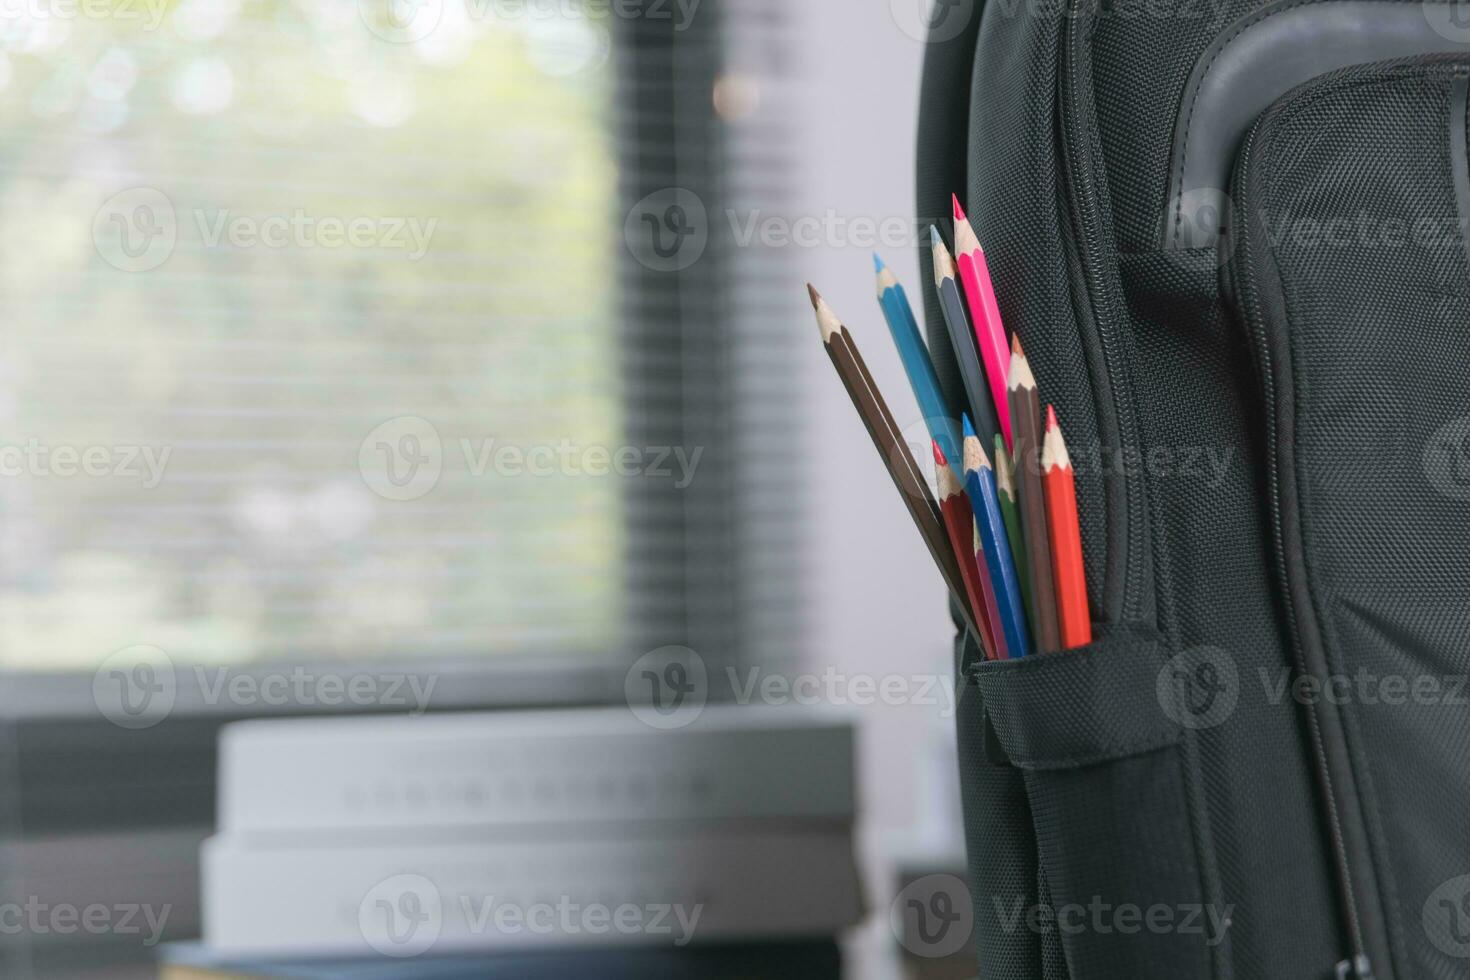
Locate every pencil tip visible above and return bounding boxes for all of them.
[962,414,976,440]
[951,194,966,222]
[872,253,885,273]
[1047,404,1059,431]
[1011,334,1025,358]
[929,225,942,246]
[806,283,821,309]
[932,439,947,467]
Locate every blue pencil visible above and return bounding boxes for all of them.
[962,414,1032,657]
[874,253,964,479]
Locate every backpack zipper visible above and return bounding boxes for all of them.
[1058,0,1147,625]
[1228,114,1379,980]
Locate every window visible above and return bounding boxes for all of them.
[0,0,799,683]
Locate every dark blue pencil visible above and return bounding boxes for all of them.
[963,414,1032,657]
[874,253,964,480]
[931,227,1000,445]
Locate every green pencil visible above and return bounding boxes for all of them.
[994,432,1032,630]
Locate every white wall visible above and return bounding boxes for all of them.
[782,4,969,977]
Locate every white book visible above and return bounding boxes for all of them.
[202,828,864,957]
[217,706,854,833]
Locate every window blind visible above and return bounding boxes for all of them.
[0,0,802,674]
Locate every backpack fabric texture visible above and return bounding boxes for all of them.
[916,3,1470,978]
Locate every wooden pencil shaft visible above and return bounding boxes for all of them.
[1010,386,1060,653]
[937,277,999,444]
[935,471,998,660]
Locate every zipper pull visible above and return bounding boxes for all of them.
[1335,955,1374,980]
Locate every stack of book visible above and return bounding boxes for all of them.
[199,706,863,965]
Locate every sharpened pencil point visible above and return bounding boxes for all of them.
[929,225,943,247]
[932,439,948,468]
[872,253,886,274]
[806,283,821,309]
[962,414,976,440]
[952,194,966,222]
[1012,334,1025,357]
[1047,404,1059,431]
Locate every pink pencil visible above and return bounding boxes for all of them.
[952,194,1013,449]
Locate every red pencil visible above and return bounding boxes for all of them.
[1042,406,1091,649]
[935,441,1007,660]
[952,195,1013,450]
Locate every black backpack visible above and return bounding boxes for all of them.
[917,3,1470,978]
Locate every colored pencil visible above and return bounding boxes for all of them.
[874,254,964,479]
[1007,336,1061,653]
[934,441,1004,660]
[1043,405,1092,649]
[963,416,1031,658]
[993,433,1031,620]
[807,285,982,641]
[952,195,1013,450]
[930,227,1000,446]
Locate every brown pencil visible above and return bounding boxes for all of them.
[1007,336,1061,653]
[807,285,982,642]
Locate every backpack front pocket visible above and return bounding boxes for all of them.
[967,626,1226,980]
[1226,55,1470,980]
